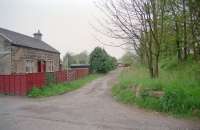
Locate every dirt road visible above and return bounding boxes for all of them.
[0,70,199,130]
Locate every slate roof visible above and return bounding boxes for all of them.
[0,28,59,54]
[70,64,90,68]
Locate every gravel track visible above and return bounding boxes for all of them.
[0,69,199,130]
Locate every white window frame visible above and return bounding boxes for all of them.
[47,60,54,72]
[25,59,34,73]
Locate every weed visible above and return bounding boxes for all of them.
[112,61,200,118]
[28,74,101,97]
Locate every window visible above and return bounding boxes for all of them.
[47,60,53,72]
[25,60,34,73]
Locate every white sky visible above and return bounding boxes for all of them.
[0,0,125,59]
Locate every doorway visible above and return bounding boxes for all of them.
[38,60,46,72]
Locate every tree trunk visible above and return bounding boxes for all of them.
[183,0,188,60]
[149,49,154,78]
[152,0,159,78]
[148,57,154,78]
[175,22,182,61]
[153,54,159,78]
[198,43,200,59]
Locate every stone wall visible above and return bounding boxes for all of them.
[0,36,11,74]
[11,46,60,73]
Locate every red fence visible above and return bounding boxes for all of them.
[0,68,89,96]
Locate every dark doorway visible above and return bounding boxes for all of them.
[38,60,46,72]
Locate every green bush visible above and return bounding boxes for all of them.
[161,87,186,113]
[160,86,200,115]
[28,87,42,97]
[89,47,117,73]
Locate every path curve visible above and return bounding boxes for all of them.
[0,69,199,130]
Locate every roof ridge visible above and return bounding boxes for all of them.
[0,27,40,41]
[0,27,60,54]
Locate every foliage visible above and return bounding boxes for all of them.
[45,72,56,85]
[98,0,200,78]
[63,51,89,69]
[73,51,89,64]
[119,52,135,65]
[110,56,118,70]
[112,84,135,104]
[112,64,200,118]
[89,47,117,73]
[28,74,101,97]
[63,52,76,68]
[28,87,42,97]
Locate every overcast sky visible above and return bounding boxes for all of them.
[0,0,125,58]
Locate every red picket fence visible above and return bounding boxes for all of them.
[75,68,89,79]
[0,73,45,96]
[0,68,89,96]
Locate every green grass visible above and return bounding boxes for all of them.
[112,61,200,118]
[28,74,102,98]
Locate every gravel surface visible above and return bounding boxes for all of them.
[0,69,199,130]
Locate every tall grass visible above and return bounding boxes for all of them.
[112,61,200,118]
[28,74,101,97]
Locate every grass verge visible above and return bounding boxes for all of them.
[28,74,101,98]
[112,63,200,118]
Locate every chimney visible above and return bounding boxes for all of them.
[33,30,42,40]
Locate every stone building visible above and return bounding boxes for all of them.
[0,28,60,74]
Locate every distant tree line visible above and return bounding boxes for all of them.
[63,48,117,73]
[119,51,135,65]
[97,0,200,78]
[63,51,89,68]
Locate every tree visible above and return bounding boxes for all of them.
[188,0,200,60]
[96,0,200,78]
[111,56,118,69]
[120,52,134,65]
[74,51,89,64]
[63,52,76,69]
[89,47,116,73]
[96,0,166,78]
[63,51,89,69]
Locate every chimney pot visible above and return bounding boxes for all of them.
[33,30,42,40]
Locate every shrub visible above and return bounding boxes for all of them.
[89,47,117,73]
[28,87,42,97]
[161,87,186,113]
